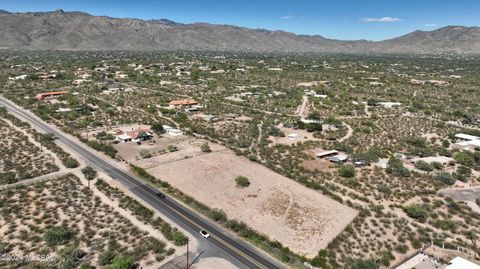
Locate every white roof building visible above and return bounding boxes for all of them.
[287,133,299,140]
[162,125,183,136]
[315,150,339,158]
[446,257,480,269]
[455,133,480,141]
[410,156,454,165]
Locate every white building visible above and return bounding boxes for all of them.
[453,133,480,151]
[287,133,299,140]
[163,125,183,137]
[9,74,28,80]
[446,257,480,269]
[455,133,480,141]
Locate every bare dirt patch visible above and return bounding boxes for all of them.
[268,125,319,146]
[301,159,334,172]
[135,141,357,258]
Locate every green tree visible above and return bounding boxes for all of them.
[151,123,165,135]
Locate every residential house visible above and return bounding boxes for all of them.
[169,99,198,109]
[162,125,183,137]
[453,133,480,151]
[36,91,67,101]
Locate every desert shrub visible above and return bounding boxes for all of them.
[235,176,250,187]
[63,158,80,168]
[200,142,212,153]
[433,172,456,185]
[104,256,135,269]
[44,226,74,246]
[431,161,444,170]
[209,209,227,223]
[86,139,117,158]
[55,246,86,269]
[99,250,115,266]
[404,204,428,223]
[386,158,410,177]
[415,161,434,172]
[453,165,471,182]
[431,219,459,232]
[454,151,475,167]
[405,136,427,148]
[348,258,379,269]
[139,149,152,158]
[338,164,355,178]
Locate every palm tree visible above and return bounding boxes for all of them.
[81,166,97,188]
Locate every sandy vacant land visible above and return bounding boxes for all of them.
[268,125,318,146]
[301,159,334,172]
[135,141,357,258]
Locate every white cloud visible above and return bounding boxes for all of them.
[424,23,437,27]
[360,17,403,23]
[281,16,292,20]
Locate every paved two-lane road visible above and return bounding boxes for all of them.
[0,96,284,269]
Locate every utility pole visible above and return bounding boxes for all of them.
[186,237,189,269]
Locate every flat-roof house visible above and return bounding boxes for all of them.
[455,133,480,141]
[9,74,28,80]
[453,133,480,151]
[316,150,339,159]
[446,257,480,269]
[411,156,454,166]
[202,114,220,122]
[328,155,349,164]
[288,133,299,140]
[300,118,322,124]
[162,125,183,137]
[454,140,480,151]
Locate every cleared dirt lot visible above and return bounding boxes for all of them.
[134,139,357,258]
[268,125,319,146]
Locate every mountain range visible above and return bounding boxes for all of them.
[1,9,479,54]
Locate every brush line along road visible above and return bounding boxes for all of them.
[0,96,283,269]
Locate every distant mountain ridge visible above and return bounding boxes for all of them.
[0,10,479,54]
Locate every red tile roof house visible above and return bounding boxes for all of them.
[169,99,198,109]
[35,91,67,101]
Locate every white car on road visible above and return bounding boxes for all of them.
[199,230,210,239]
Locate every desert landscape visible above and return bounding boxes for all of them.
[134,139,358,258]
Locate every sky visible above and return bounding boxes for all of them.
[1,0,480,41]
